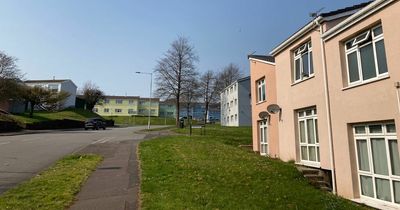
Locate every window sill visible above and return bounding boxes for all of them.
[291,75,315,86]
[342,75,390,91]
[256,100,267,105]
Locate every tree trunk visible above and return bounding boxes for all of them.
[29,102,35,118]
[204,102,209,125]
[176,96,180,127]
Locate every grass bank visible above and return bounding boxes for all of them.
[13,108,100,124]
[139,125,369,210]
[104,115,176,126]
[0,154,102,210]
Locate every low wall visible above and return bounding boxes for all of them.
[0,121,22,133]
[25,119,85,130]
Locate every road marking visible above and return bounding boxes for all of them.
[21,138,39,142]
[0,142,10,146]
[91,137,115,144]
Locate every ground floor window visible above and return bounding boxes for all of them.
[298,108,319,166]
[259,121,268,156]
[354,123,400,206]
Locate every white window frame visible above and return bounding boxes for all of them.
[257,78,266,103]
[293,41,314,83]
[104,108,109,113]
[115,109,122,113]
[353,123,400,207]
[259,121,268,156]
[345,25,388,86]
[116,99,123,104]
[298,108,320,167]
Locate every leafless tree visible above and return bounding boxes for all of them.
[81,81,105,111]
[216,63,242,93]
[0,51,23,101]
[181,74,200,120]
[154,36,199,127]
[200,70,218,124]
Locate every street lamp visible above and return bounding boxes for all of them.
[135,71,153,130]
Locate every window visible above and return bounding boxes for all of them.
[104,108,109,113]
[235,99,237,105]
[104,99,110,104]
[294,41,314,82]
[235,114,237,121]
[259,121,268,156]
[115,109,122,113]
[116,99,123,104]
[48,84,58,93]
[231,115,233,122]
[257,79,266,102]
[345,25,388,85]
[128,109,136,114]
[129,99,135,104]
[93,108,98,112]
[354,123,399,206]
[298,108,319,166]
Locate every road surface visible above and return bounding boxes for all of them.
[0,126,159,194]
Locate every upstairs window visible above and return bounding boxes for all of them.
[257,79,266,102]
[294,41,314,82]
[104,99,110,104]
[345,25,388,85]
[116,99,123,104]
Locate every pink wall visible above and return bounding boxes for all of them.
[249,59,279,158]
[324,1,400,199]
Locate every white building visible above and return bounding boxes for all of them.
[220,76,252,126]
[25,79,77,109]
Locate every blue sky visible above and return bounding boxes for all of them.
[0,0,366,97]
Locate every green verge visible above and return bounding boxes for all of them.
[12,108,101,124]
[139,125,370,210]
[104,116,176,126]
[0,154,102,210]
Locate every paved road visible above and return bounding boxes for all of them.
[0,126,160,194]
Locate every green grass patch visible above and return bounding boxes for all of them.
[139,126,369,210]
[0,154,102,210]
[13,108,101,124]
[104,115,176,126]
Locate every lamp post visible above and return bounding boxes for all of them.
[135,71,153,130]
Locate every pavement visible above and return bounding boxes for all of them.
[69,129,173,210]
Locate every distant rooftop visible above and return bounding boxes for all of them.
[25,79,70,83]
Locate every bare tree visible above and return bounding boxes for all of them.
[216,63,242,92]
[181,74,200,120]
[81,81,105,111]
[200,70,219,124]
[0,51,23,101]
[154,36,199,127]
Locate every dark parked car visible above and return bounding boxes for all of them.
[84,118,106,130]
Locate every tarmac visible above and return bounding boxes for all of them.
[69,130,173,210]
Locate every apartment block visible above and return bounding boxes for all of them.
[220,76,251,126]
[94,96,159,117]
[250,1,400,209]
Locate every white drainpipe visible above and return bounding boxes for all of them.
[316,19,337,194]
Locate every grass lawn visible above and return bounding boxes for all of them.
[12,108,101,124]
[0,154,102,210]
[104,115,176,126]
[139,125,369,210]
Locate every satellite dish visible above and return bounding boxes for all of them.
[267,104,281,114]
[258,111,270,120]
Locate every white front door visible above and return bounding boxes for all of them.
[354,123,400,207]
[259,121,268,156]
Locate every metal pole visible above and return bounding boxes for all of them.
[148,73,152,130]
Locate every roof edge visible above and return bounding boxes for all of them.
[322,0,395,41]
[248,57,276,66]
